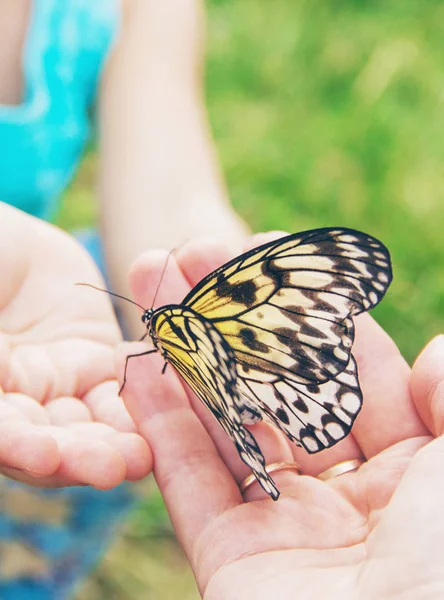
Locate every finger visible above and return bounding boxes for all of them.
[0,421,60,475]
[45,339,117,400]
[0,402,34,423]
[111,432,153,481]
[45,396,92,424]
[176,238,235,286]
[176,232,290,289]
[129,252,266,497]
[291,437,364,478]
[129,249,190,309]
[3,341,115,402]
[410,334,444,436]
[117,344,243,558]
[2,393,51,425]
[128,253,245,499]
[66,421,153,481]
[243,230,289,251]
[43,426,127,489]
[363,435,444,571]
[350,314,428,458]
[83,380,136,432]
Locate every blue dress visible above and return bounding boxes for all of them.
[1,0,114,220]
[0,1,138,597]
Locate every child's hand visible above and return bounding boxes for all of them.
[0,204,152,488]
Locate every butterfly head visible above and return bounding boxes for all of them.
[141,308,154,327]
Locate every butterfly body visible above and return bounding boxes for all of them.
[140,228,392,500]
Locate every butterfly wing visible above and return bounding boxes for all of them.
[150,306,280,500]
[236,354,362,452]
[182,227,392,450]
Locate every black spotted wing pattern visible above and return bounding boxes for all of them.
[237,354,362,452]
[144,228,392,500]
[183,228,391,385]
[150,306,280,500]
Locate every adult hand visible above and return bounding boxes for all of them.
[120,233,441,600]
[0,203,152,488]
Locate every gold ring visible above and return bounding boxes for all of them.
[240,461,301,494]
[317,458,365,482]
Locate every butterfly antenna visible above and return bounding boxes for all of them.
[150,247,177,309]
[75,283,146,312]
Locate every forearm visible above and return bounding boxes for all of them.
[98,0,248,336]
[101,101,247,335]
[100,81,247,250]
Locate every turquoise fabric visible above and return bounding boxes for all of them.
[0,2,141,598]
[0,0,118,219]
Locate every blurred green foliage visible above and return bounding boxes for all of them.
[65,2,443,597]
[204,0,444,362]
[63,0,444,365]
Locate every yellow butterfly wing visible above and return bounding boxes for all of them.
[150,306,280,499]
[180,228,392,452]
[146,227,392,498]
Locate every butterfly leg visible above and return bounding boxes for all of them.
[119,349,158,395]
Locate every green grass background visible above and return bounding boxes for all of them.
[65,2,444,597]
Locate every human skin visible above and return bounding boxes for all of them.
[119,234,444,600]
[0,0,245,487]
[98,0,248,337]
[0,0,247,340]
[0,203,153,489]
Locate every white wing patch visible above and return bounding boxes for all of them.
[140,228,393,501]
[237,356,362,453]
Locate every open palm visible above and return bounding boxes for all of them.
[0,204,152,488]
[120,234,443,600]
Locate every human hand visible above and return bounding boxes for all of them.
[120,233,441,600]
[0,204,152,488]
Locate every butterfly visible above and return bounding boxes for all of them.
[124,227,392,500]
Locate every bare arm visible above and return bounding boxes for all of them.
[98,0,247,337]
